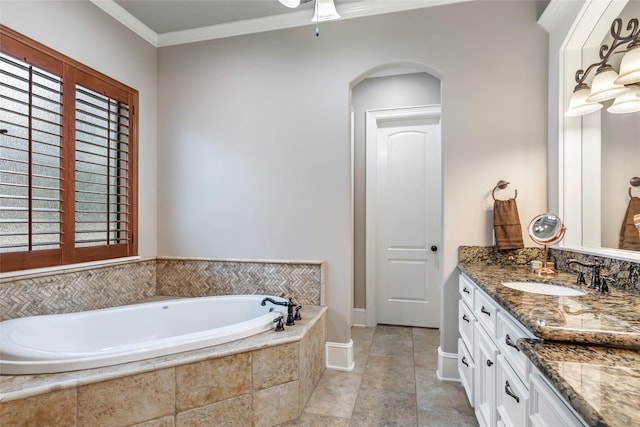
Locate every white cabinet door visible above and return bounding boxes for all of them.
[475,324,499,427]
[497,354,529,427]
[530,371,587,427]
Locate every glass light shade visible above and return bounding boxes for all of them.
[607,85,640,114]
[312,0,341,22]
[565,86,603,117]
[279,0,301,8]
[614,46,640,85]
[586,66,631,102]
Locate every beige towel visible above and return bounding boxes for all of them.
[619,197,640,250]
[494,199,524,250]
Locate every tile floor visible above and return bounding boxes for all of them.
[282,325,478,426]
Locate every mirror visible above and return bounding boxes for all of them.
[529,213,566,275]
[559,0,640,261]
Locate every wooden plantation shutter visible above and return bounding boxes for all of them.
[0,26,137,272]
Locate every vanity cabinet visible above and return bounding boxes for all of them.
[529,367,585,427]
[457,273,586,427]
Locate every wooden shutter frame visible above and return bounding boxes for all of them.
[0,25,138,272]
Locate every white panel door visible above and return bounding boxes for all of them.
[374,114,440,327]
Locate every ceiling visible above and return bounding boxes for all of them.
[90,0,470,47]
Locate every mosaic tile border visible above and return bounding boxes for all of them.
[0,258,324,321]
[156,258,323,306]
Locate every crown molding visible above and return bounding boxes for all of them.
[89,0,468,48]
[89,0,158,46]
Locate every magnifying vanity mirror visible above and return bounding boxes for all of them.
[529,214,566,275]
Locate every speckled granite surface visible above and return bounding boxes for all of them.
[459,246,640,427]
[458,263,640,348]
[520,340,640,427]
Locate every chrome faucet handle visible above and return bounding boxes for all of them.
[576,271,586,286]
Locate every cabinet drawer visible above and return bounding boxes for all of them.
[497,311,533,383]
[474,288,499,337]
[459,274,475,307]
[459,300,476,350]
[497,354,529,427]
[458,338,474,407]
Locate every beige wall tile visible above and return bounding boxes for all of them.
[299,313,327,410]
[252,381,299,427]
[78,368,175,426]
[132,415,176,427]
[0,388,76,426]
[176,395,251,427]
[252,342,299,390]
[176,353,251,412]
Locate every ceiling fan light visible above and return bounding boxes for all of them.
[312,0,341,22]
[607,85,640,114]
[565,85,603,117]
[586,66,631,102]
[614,45,640,86]
[278,0,301,8]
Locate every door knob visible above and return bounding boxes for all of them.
[430,245,438,252]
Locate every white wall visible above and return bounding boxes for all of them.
[351,72,442,309]
[157,0,549,348]
[1,0,158,259]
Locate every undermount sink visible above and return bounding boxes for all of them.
[502,281,586,296]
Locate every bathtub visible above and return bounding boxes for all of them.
[0,295,288,375]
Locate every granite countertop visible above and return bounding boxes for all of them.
[458,262,640,427]
[458,264,640,348]
[520,340,640,427]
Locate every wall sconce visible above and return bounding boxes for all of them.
[565,18,640,116]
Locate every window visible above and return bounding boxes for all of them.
[0,26,138,272]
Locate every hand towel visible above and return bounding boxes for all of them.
[619,196,640,250]
[494,198,525,250]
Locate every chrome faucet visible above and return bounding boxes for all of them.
[567,258,611,293]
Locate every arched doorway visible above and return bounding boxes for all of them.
[350,65,443,328]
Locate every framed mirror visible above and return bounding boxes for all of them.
[558,0,640,262]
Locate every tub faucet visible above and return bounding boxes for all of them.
[567,258,610,292]
[261,297,297,326]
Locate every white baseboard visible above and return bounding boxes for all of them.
[437,346,460,383]
[351,308,367,327]
[326,340,355,371]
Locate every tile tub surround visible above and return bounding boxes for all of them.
[458,263,640,348]
[519,340,640,427]
[156,258,324,306]
[0,257,324,321]
[0,259,157,321]
[0,306,326,427]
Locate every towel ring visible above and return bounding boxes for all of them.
[630,176,640,198]
[492,180,517,201]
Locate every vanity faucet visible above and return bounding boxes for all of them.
[567,258,610,292]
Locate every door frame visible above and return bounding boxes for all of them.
[365,104,442,327]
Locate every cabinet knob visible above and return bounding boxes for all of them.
[486,359,494,367]
[430,245,438,252]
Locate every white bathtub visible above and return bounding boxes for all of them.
[0,295,289,375]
